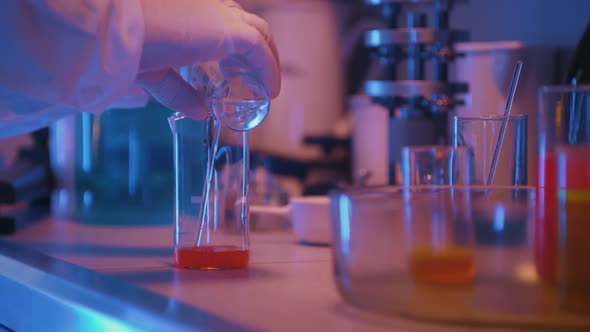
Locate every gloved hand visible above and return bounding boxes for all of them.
[0,0,280,138]
[136,0,281,119]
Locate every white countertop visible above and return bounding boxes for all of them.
[7,217,522,332]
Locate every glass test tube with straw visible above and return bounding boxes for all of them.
[170,60,270,269]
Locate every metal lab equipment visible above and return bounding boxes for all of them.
[362,0,469,184]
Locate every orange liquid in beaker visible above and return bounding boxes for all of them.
[409,246,475,286]
[175,246,249,270]
[556,146,590,313]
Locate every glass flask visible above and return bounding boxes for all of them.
[179,60,270,131]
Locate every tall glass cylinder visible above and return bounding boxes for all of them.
[170,113,250,269]
[537,85,590,312]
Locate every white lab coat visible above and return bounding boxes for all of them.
[0,0,145,138]
[0,0,280,138]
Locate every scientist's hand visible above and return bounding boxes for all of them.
[135,0,281,119]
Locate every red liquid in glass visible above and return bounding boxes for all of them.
[175,246,249,269]
[535,153,558,284]
[556,146,590,312]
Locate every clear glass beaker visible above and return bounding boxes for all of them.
[451,115,528,186]
[537,85,590,312]
[169,112,250,269]
[400,145,474,186]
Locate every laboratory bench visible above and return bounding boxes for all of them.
[1,216,529,331]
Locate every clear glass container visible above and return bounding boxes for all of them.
[451,115,528,186]
[330,185,590,328]
[180,61,270,131]
[400,145,474,185]
[167,59,267,269]
[537,85,590,312]
[169,113,250,269]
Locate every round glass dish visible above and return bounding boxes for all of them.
[330,185,590,329]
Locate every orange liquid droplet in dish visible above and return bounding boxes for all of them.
[409,245,475,286]
[175,246,249,270]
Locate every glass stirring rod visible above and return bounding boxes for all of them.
[487,60,523,185]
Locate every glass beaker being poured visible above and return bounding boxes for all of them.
[169,60,269,269]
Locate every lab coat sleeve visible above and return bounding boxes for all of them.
[0,0,144,138]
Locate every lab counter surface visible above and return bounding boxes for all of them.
[2,217,523,332]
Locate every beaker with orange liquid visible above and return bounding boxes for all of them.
[405,186,534,287]
[169,113,250,270]
[556,145,590,313]
[537,85,590,312]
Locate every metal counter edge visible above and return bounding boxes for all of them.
[0,240,251,332]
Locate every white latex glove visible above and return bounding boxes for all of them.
[0,0,280,138]
[136,0,281,119]
[0,0,144,137]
